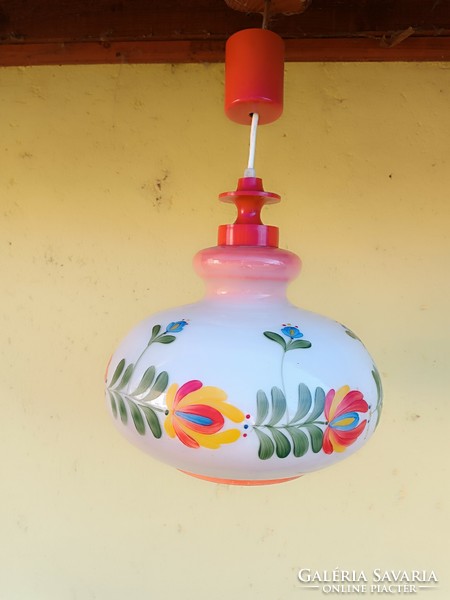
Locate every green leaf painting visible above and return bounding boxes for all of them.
[146,320,188,348]
[290,384,312,423]
[267,387,286,426]
[127,400,146,435]
[154,335,176,344]
[107,364,168,438]
[303,423,324,453]
[372,366,383,427]
[286,426,309,457]
[151,324,161,340]
[343,327,360,341]
[108,392,118,418]
[308,387,326,423]
[264,324,312,355]
[117,395,128,424]
[145,371,169,402]
[270,428,291,458]
[109,359,125,388]
[116,363,134,391]
[255,390,269,426]
[131,366,156,396]
[253,382,328,460]
[286,339,312,351]
[254,429,275,460]
[106,321,188,438]
[141,406,163,439]
[263,331,286,351]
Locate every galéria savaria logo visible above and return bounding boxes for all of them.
[297,569,439,595]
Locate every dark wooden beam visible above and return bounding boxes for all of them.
[1,0,450,65]
[1,37,449,66]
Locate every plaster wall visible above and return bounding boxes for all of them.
[0,62,449,599]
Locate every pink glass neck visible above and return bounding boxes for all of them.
[193,245,301,301]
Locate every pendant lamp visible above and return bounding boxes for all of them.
[104,26,382,485]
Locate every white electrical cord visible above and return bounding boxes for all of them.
[244,112,259,178]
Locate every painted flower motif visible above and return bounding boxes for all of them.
[281,324,303,339]
[323,385,369,454]
[164,380,245,449]
[165,320,188,333]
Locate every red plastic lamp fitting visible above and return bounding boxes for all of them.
[225,28,285,126]
[220,28,285,246]
[218,177,280,247]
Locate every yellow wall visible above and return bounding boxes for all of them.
[1,62,449,599]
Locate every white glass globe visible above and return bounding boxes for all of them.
[104,179,382,485]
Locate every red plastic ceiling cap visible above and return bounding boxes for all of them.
[225,28,285,125]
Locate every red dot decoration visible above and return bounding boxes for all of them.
[246,414,251,419]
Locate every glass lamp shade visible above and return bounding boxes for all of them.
[104,179,382,485]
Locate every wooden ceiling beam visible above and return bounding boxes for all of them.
[1,37,449,67]
[1,0,449,65]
